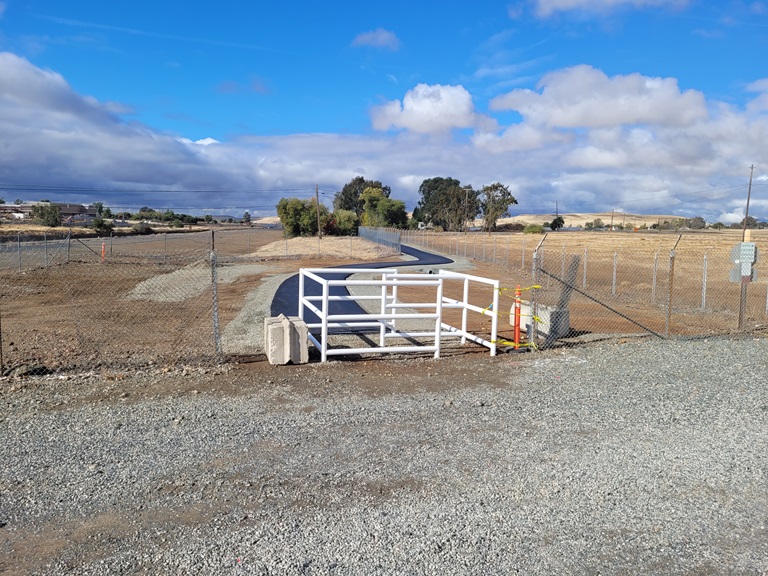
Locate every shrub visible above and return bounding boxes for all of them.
[30,203,62,227]
[92,217,114,235]
[497,222,525,232]
[329,209,358,236]
[523,223,544,234]
[132,222,154,235]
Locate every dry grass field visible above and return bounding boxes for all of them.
[405,227,768,339]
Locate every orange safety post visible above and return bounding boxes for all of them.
[513,284,521,349]
[101,241,106,263]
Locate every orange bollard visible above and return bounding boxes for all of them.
[101,241,106,263]
[513,285,522,349]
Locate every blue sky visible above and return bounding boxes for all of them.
[0,0,767,222]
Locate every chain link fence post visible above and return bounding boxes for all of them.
[530,234,548,348]
[665,235,682,338]
[211,250,222,359]
[701,251,708,311]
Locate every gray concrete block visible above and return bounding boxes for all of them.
[264,314,308,365]
[513,302,570,339]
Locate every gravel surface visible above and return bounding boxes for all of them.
[1,336,767,575]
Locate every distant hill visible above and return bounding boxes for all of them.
[500,212,682,229]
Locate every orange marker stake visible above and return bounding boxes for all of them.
[101,241,106,263]
[514,285,521,349]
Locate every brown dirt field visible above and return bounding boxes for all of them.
[2,227,766,378]
[0,231,404,374]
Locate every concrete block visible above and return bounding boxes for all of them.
[512,302,570,339]
[264,314,309,365]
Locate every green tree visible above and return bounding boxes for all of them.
[416,177,478,231]
[688,216,706,229]
[377,197,408,228]
[276,197,329,237]
[479,182,517,232]
[204,214,213,223]
[416,177,460,229]
[437,184,476,231]
[243,211,251,224]
[328,209,358,235]
[740,215,758,228]
[360,187,385,227]
[14,199,23,205]
[0,198,5,204]
[550,216,565,231]
[30,203,62,227]
[92,202,104,217]
[358,187,409,229]
[333,176,391,215]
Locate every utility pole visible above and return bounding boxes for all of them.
[488,189,494,234]
[738,165,756,330]
[610,210,614,231]
[315,184,322,239]
[742,164,755,242]
[463,187,469,233]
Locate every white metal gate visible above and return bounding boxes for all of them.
[298,268,499,362]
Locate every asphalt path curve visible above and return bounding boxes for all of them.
[269,244,453,328]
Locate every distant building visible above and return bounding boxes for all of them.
[0,202,97,221]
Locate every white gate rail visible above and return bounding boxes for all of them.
[298,268,499,362]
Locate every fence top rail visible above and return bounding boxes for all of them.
[301,267,399,275]
[326,279,442,287]
[434,269,501,287]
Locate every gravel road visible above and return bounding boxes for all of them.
[1,336,767,575]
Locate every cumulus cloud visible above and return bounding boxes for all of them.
[351,28,400,51]
[1,51,767,223]
[490,64,708,128]
[0,52,251,203]
[530,0,689,18]
[746,78,768,113]
[472,123,568,153]
[371,83,477,133]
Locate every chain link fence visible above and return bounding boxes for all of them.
[4,226,766,377]
[401,229,768,348]
[0,229,288,377]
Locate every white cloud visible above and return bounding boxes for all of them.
[1,51,767,223]
[530,0,689,18]
[472,123,567,153]
[371,83,478,133]
[717,207,746,225]
[490,65,708,128]
[351,28,400,51]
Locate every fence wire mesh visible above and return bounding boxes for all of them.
[4,226,767,377]
[0,229,290,377]
[401,229,768,348]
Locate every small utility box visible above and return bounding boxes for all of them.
[264,314,309,365]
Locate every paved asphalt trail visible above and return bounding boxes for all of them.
[269,244,452,327]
